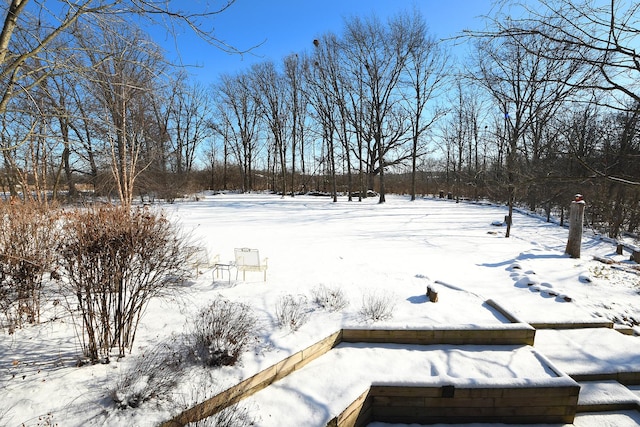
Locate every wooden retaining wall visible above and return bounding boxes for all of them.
[160,330,342,427]
[570,372,640,386]
[341,325,535,346]
[329,383,580,427]
[529,321,614,329]
[160,325,536,426]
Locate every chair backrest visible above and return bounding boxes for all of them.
[235,248,260,266]
[192,247,211,266]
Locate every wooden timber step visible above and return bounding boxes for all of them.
[577,381,640,413]
[330,382,581,427]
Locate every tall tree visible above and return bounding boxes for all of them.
[252,60,290,197]
[170,79,213,176]
[310,34,350,202]
[283,53,308,196]
[0,0,239,202]
[470,24,583,236]
[401,11,448,201]
[343,14,414,203]
[493,0,640,185]
[77,19,165,206]
[213,71,261,192]
[0,0,239,119]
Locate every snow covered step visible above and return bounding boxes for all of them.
[577,381,640,412]
[239,343,577,426]
[534,328,640,384]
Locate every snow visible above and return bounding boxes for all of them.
[241,343,566,427]
[534,328,640,376]
[2,193,640,426]
[578,381,639,406]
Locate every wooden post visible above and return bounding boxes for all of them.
[505,184,514,238]
[565,194,585,258]
[427,286,438,303]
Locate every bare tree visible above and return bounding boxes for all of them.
[440,80,473,202]
[401,11,448,201]
[0,0,240,202]
[343,14,414,203]
[470,24,584,236]
[283,53,310,196]
[170,79,213,176]
[495,0,639,103]
[252,60,290,196]
[308,34,343,202]
[345,58,373,201]
[311,34,359,201]
[35,32,95,203]
[213,71,261,192]
[76,19,165,206]
[489,0,640,186]
[0,0,239,120]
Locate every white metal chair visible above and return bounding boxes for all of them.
[234,248,268,281]
[188,246,220,277]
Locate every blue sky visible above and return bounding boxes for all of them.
[155,0,496,83]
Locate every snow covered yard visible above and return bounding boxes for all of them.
[2,193,640,426]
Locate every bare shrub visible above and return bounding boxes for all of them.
[275,294,309,331]
[178,377,257,427]
[112,338,185,409]
[187,299,258,367]
[57,205,192,362]
[358,290,396,322]
[185,404,256,427]
[311,284,349,312]
[0,203,59,333]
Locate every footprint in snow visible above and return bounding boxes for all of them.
[508,262,522,271]
[514,277,534,288]
[579,273,592,283]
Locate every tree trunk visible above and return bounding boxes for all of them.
[377,139,386,204]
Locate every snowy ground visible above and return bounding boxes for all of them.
[2,193,640,426]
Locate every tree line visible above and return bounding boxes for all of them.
[1,0,639,238]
